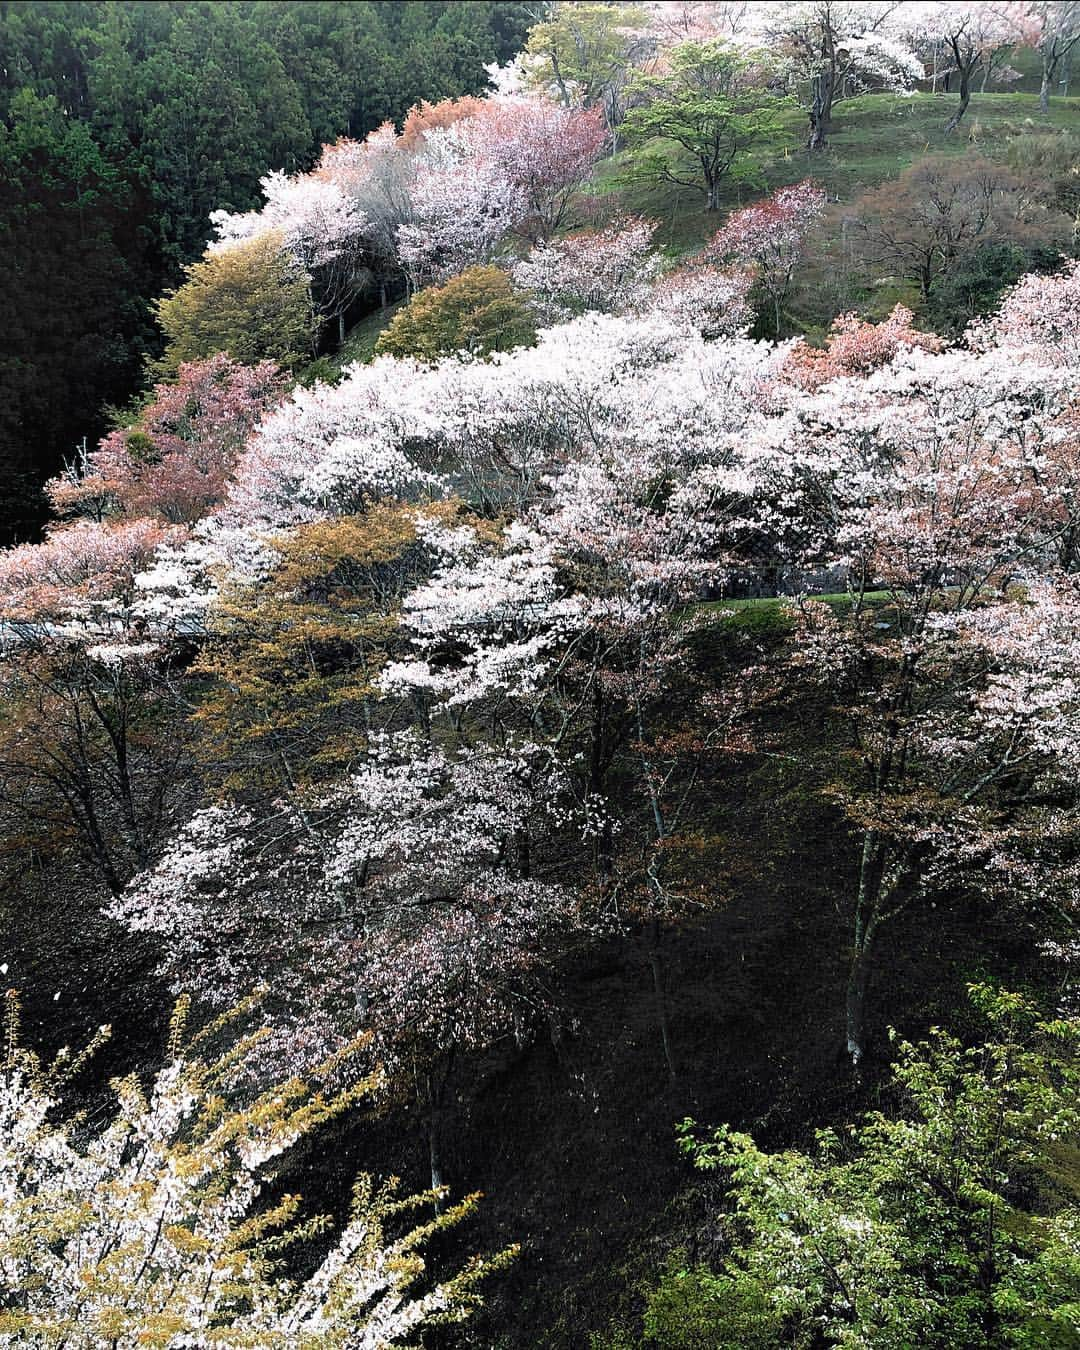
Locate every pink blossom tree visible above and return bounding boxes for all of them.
[46,355,284,527]
[396,97,606,287]
[781,304,943,389]
[512,216,661,317]
[708,179,827,335]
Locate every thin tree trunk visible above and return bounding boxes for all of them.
[426,1053,453,1213]
[846,829,881,1070]
[1040,63,1052,113]
[845,942,872,1073]
[648,920,678,1082]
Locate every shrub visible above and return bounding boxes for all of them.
[375,266,536,362]
[155,232,316,375]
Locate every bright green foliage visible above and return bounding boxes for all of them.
[622,42,790,211]
[524,3,649,126]
[0,990,512,1346]
[155,233,316,375]
[375,266,537,363]
[640,988,1080,1348]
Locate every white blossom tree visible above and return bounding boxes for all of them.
[0,990,511,1346]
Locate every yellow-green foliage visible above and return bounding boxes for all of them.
[192,503,461,791]
[375,266,537,363]
[155,232,316,375]
[0,990,514,1347]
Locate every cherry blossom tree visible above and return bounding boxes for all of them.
[914,1,1037,132]
[762,2,925,150]
[46,355,284,527]
[511,215,662,317]
[316,126,418,307]
[755,322,1080,1066]
[220,361,444,530]
[397,125,526,287]
[0,990,510,1345]
[781,304,943,388]
[973,256,1080,364]
[397,97,605,285]
[648,259,755,337]
[210,169,371,342]
[111,734,587,1189]
[0,518,181,627]
[708,179,827,334]
[1031,0,1080,111]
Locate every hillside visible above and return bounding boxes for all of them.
[1,4,1080,1348]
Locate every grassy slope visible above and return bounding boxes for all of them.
[333,299,405,367]
[596,89,1080,255]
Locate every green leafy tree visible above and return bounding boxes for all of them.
[375,265,537,363]
[154,232,316,374]
[525,2,650,137]
[927,241,1065,335]
[639,987,1080,1348]
[622,41,789,212]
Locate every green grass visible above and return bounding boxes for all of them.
[696,585,891,618]
[699,590,893,612]
[596,90,1080,255]
[336,300,404,367]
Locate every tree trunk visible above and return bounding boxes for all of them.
[845,942,872,1071]
[590,681,613,878]
[807,108,829,152]
[944,66,973,134]
[706,182,720,211]
[426,1055,453,1213]
[648,920,677,1082]
[807,68,834,151]
[846,830,882,1071]
[1040,63,1052,113]
[428,1105,443,1208]
[337,311,346,349]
